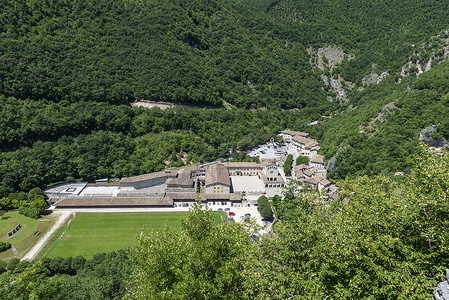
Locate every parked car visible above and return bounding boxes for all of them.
[229,212,235,216]
[244,213,251,219]
[224,208,230,211]
[218,208,223,211]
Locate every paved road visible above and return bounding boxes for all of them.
[21,211,72,261]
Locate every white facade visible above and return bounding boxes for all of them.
[264,165,279,181]
[205,183,230,194]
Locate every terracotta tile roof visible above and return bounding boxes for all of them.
[303,169,316,177]
[53,197,173,207]
[295,164,311,171]
[166,169,194,187]
[294,170,305,179]
[120,171,172,184]
[304,177,322,185]
[304,140,319,149]
[261,159,278,166]
[166,193,242,201]
[310,155,324,164]
[205,164,230,187]
[320,179,331,186]
[226,162,263,169]
[282,130,309,137]
[291,135,309,144]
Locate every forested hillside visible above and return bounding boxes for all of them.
[1,0,449,192]
[317,60,449,179]
[1,0,448,108]
[1,149,448,298]
[0,97,306,195]
[1,0,449,298]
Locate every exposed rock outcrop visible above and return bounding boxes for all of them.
[434,269,449,300]
[359,71,390,91]
[308,46,354,102]
[398,28,449,83]
[310,46,347,71]
[326,157,337,173]
[419,125,449,148]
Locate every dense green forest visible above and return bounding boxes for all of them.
[1,0,449,108]
[0,97,310,196]
[1,149,448,298]
[316,61,449,179]
[0,250,132,299]
[1,0,449,298]
[0,0,448,192]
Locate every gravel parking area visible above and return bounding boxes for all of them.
[247,142,300,161]
[210,203,271,232]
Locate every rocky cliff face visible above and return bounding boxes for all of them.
[360,71,390,90]
[398,29,449,83]
[419,125,449,148]
[308,46,354,102]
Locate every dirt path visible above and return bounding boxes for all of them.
[11,245,19,257]
[21,211,72,261]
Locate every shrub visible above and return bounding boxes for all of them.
[7,258,19,271]
[0,260,6,274]
[284,154,293,176]
[0,242,11,253]
[296,155,309,165]
[257,196,273,220]
[19,206,41,219]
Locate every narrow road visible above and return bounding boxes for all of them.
[21,211,72,261]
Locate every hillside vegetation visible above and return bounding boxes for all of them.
[1,148,448,298]
[1,1,449,298]
[1,0,448,108]
[317,60,449,179]
[0,0,448,192]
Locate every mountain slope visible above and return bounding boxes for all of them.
[1,0,449,109]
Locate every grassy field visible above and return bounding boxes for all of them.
[0,211,56,261]
[44,212,226,259]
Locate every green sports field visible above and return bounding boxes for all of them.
[44,212,225,258]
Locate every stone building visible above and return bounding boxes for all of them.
[226,162,263,176]
[310,155,325,169]
[205,163,231,193]
[262,162,285,188]
[165,166,198,193]
[120,170,175,190]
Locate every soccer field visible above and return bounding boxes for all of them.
[44,212,225,258]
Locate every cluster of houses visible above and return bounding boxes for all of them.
[46,130,339,209]
[48,159,286,209]
[279,130,338,200]
[279,130,321,156]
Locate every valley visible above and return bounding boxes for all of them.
[0,0,448,298]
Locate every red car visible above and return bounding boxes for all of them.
[229,212,235,216]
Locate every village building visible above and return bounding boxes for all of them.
[279,130,309,143]
[51,197,173,208]
[165,166,198,193]
[120,170,175,190]
[262,161,285,188]
[226,162,262,176]
[205,163,231,194]
[318,179,332,192]
[46,130,340,209]
[303,177,322,189]
[310,155,325,169]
